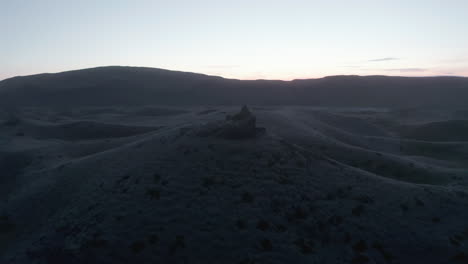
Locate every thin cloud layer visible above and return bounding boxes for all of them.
[368,57,399,62]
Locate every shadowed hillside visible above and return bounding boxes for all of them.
[1,66,468,108]
[1,106,468,264]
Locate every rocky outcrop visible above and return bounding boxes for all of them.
[197,106,265,139]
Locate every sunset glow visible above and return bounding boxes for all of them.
[2,0,468,80]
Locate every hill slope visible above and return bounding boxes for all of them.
[1,66,468,108]
[1,106,468,263]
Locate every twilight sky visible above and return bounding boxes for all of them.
[2,0,468,80]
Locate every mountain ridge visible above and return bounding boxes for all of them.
[2,66,467,83]
[1,66,468,108]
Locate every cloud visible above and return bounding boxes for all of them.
[368,57,399,62]
[385,68,427,73]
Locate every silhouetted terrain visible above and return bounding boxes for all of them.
[1,68,468,264]
[1,66,468,108]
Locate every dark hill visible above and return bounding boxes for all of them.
[1,66,467,108]
[402,120,468,142]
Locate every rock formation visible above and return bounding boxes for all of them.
[197,106,265,139]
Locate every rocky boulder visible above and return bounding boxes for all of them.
[197,106,265,139]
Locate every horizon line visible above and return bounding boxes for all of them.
[2,65,468,82]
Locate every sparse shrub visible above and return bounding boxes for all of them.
[452,252,468,262]
[376,164,387,171]
[450,235,462,246]
[83,238,108,249]
[325,192,335,200]
[270,199,282,213]
[275,224,287,232]
[148,234,158,244]
[202,176,216,188]
[294,206,308,219]
[267,159,275,168]
[352,205,365,217]
[354,195,374,204]
[153,173,161,184]
[328,215,343,226]
[294,238,314,254]
[0,214,15,233]
[414,197,425,206]
[116,174,130,185]
[372,242,393,261]
[236,219,247,229]
[344,232,352,243]
[256,220,270,231]
[287,206,307,221]
[352,240,367,253]
[242,191,254,203]
[272,153,282,162]
[336,188,347,199]
[277,176,293,185]
[169,235,186,254]
[400,203,409,212]
[351,254,369,264]
[259,239,272,251]
[239,257,257,264]
[320,234,331,246]
[146,188,160,200]
[296,159,306,168]
[130,241,145,253]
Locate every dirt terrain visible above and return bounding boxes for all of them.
[1,106,468,264]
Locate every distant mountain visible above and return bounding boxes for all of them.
[1,66,467,108]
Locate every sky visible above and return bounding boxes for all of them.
[1,0,468,80]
